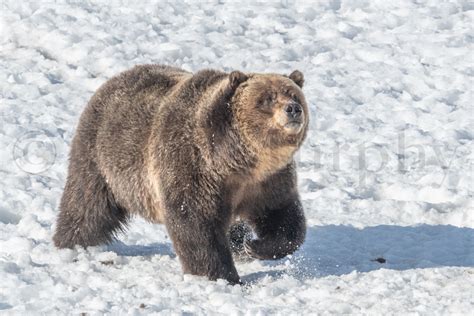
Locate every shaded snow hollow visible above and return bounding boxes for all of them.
[1,1,473,314]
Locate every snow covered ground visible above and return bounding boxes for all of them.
[1,0,473,314]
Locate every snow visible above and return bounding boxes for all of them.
[1,0,473,314]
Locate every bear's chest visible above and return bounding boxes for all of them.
[251,146,296,182]
[226,175,262,218]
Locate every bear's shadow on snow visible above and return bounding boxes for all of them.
[105,225,472,282]
[243,224,474,282]
[107,240,176,258]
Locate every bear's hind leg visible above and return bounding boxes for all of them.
[53,159,129,249]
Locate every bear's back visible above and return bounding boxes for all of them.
[92,64,190,168]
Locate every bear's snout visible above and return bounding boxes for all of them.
[284,102,303,119]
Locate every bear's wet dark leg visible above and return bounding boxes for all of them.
[245,199,306,260]
[165,210,240,284]
[53,157,129,248]
[161,174,241,285]
[228,221,254,260]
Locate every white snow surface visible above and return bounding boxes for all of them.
[1,0,473,314]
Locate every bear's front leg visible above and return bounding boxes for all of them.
[161,175,240,284]
[245,199,306,260]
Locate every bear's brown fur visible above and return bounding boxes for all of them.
[53,64,309,284]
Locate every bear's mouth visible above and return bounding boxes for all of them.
[283,121,303,135]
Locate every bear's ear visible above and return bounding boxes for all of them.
[229,70,249,90]
[288,70,304,88]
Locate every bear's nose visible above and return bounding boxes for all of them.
[284,103,302,119]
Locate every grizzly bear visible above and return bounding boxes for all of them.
[53,64,309,284]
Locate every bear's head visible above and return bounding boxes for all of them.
[230,70,309,151]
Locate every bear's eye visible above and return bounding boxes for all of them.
[284,89,299,102]
[257,92,276,109]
